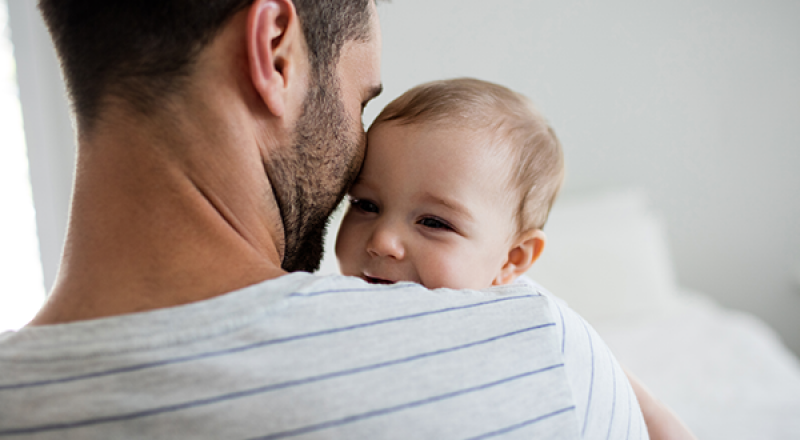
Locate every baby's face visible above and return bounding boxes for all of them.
[335,122,518,290]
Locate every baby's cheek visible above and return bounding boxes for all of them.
[334,221,360,274]
[423,258,493,291]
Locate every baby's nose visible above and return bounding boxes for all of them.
[366,223,405,260]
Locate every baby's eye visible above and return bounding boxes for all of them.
[349,197,379,214]
[418,217,453,231]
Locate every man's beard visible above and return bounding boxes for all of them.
[265,75,363,273]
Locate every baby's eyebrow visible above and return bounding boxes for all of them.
[422,192,474,223]
[353,174,368,186]
[347,176,375,194]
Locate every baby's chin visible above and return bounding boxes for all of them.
[417,275,499,291]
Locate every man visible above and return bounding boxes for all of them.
[0,1,666,438]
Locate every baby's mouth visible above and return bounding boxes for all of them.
[364,275,395,285]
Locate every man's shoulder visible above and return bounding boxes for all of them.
[297,273,542,299]
[0,273,551,358]
[290,274,557,322]
[282,273,558,339]
[520,277,651,440]
[0,273,584,439]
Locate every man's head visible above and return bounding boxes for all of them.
[38,0,378,129]
[38,0,383,273]
[335,78,563,289]
[258,1,383,272]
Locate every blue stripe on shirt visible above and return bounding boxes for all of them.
[288,283,414,297]
[605,349,618,440]
[0,294,535,391]
[581,318,596,437]
[555,300,567,353]
[0,324,554,436]
[625,381,633,440]
[245,365,567,440]
[464,406,577,440]
[290,282,542,298]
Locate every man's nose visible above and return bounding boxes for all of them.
[366,221,405,260]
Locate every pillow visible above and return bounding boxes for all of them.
[527,188,679,322]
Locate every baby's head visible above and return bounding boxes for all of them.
[335,78,564,289]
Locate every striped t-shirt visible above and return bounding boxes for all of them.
[0,272,647,439]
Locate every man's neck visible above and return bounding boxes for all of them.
[31,97,288,326]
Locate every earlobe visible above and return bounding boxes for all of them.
[246,0,296,118]
[492,229,546,286]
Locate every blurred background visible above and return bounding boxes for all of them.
[2,0,799,359]
[350,0,800,356]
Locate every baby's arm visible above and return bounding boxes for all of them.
[624,369,697,440]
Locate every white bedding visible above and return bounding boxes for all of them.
[593,292,800,439]
[526,188,800,439]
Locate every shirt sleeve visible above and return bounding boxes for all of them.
[524,277,650,440]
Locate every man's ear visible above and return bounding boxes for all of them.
[493,229,546,286]
[246,0,303,118]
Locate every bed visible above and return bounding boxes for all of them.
[526,189,800,439]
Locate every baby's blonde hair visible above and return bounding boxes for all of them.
[372,78,565,233]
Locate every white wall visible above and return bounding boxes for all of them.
[10,1,800,354]
[352,0,800,354]
[7,0,75,292]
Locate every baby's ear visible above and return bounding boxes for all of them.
[492,229,546,286]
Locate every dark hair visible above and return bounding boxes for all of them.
[37,0,374,127]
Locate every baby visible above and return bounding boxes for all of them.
[335,78,696,440]
[335,78,562,290]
